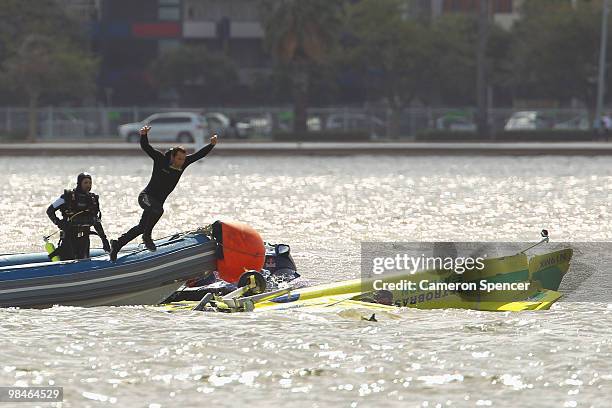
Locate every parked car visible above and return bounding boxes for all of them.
[434,115,477,131]
[553,116,590,130]
[307,116,322,132]
[118,112,208,143]
[203,112,253,139]
[325,113,386,137]
[504,111,554,131]
[245,113,274,136]
[274,114,322,132]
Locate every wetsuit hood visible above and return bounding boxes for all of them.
[76,172,92,192]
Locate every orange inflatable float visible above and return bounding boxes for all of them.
[212,220,265,283]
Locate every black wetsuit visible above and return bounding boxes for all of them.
[114,135,214,250]
[46,187,108,260]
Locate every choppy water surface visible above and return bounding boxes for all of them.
[1,155,612,407]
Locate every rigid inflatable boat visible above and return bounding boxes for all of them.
[0,221,264,308]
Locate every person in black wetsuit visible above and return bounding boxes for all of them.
[46,173,111,260]
[109,125,217,261]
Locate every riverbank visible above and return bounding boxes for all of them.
[3,141,612,156]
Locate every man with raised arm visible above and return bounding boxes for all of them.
[110,125,217,261]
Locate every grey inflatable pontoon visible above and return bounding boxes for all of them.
[0,231,216,308]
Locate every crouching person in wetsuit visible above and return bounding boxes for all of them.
[109,125,217,262]
[46,173,111,260]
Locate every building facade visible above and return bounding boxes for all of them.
[74,0,526,105]
[88,0,268,105]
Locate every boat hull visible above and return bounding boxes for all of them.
[0,233,217,308]
[158,248,573,313]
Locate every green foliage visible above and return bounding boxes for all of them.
[429,15,479,105]
[344,0,427,108]
[1,35,97,103]
[343,1,489,108]
[0,0,85,60]
[259,0,344,64]
[259,0,344,131]
[0,0,97,106]
[0,1,97,139]
[510,0,605,107]
[486,22,514,89]
[150,45,240,105]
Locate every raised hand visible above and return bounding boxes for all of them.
[140,125,151,136]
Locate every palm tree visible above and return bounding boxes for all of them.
[260,0,343,132]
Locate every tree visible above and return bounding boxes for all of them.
[342,0,515,137]
[150,45,240,106]
[510,0,607,117]
[0,0,85,63]
[486,21,514,102]
[259,0,344,132]
[429,15,480,106]
[1,35,97,140]
[343,0,436,137]
[0,0,97,140]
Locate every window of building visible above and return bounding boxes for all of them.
[159,0,180,21]
[159,6,180,20]
[184,0,259,21]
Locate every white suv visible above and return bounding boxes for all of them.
[119,112,208,143]
[504,111,553,131]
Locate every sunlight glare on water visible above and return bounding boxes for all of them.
[1,155,611,407]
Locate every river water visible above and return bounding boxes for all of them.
[0,155,611,407]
